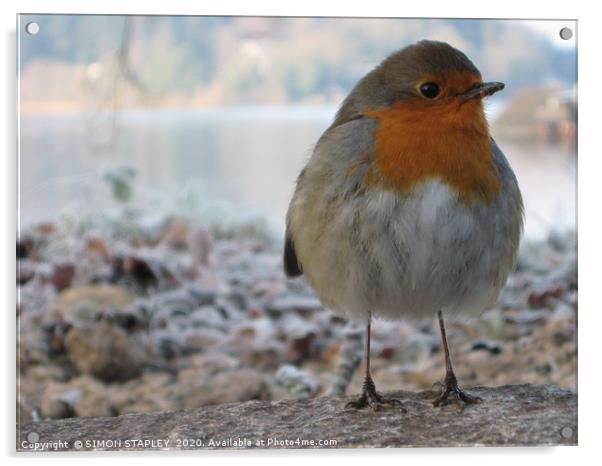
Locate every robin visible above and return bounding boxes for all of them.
[284,40,523,410]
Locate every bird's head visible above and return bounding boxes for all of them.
[335,40,503,127]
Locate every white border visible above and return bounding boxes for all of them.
[3,0,598,464]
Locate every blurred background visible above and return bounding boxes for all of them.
[19,15,576,238]
[17,16,577,423]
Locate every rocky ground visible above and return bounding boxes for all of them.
[16,209,577,425]
[18,384,578,450]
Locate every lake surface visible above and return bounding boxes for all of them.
[18,106,576,240]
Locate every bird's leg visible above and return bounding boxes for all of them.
[345,317,405,411]
[432,310,482,407]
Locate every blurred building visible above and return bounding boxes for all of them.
[535,86,577,147]
[493,85,577,149]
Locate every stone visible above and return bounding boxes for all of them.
[187,305,228,331]
[19,364,71,421]
[231,317,285,370]
[188,226,213,266]
[109,373,175,415]
[51,263,76,292]
[528,281,568,309]
[40,375,113,419]
[180,328,225,353]
[470,339,504,355]
[144,286,217,327]
[83,234,112,262]
[176,368,272,409]
[17,260,36,285]
[149,330,182,359]
[64,321,146,382]
[17,237,36,259]
[54,284,135,325]
[178,352,240,374]
[241,343,284,371]
[276,313,320,364]
[266,295,323,317]
[19,384,577,450]
[275,364,316,399]
[159,217,189,250]
[110,256,160,293]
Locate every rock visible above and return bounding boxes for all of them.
[470,339,504,355]
[51,263,76,292]
[17,260,36,285]
[19,384,577,450]
[180,328,225,353]
[176,368,272,409]
[19,364,71,421]
[17,237,36,259]
[188,226,213,266]
[159,217,189,250]
[528,281,567,309]
[286,333,317,364]
[178,352,240,374]
[275,365,316,399]
[251,279,286,300]
[64,321,146,382]
[503,309,549,327]
[276,314,320,364]
[187,306,228,331]
[188,286,218,306]
[40,375,113,419]
[54,284,135,325]
[328,324,363,397]
[18,328,53,369]
[232,317,285,370]
[145,286,217,328]
[110,256,160,293]
[149,330,182,359]
[109,373,175,415]
[241,344,284,371]
[266,295,323,317]
[83,234,112,262]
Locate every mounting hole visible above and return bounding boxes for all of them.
[25,22,40,35]
[561,426,574,438]
[559,27,573,41]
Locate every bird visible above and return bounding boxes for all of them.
[284,40,523,410]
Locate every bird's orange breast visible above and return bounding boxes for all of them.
[363,100,500,204]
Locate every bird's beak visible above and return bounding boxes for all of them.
[461,81,505,101]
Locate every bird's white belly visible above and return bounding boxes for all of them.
[305,180,506,322]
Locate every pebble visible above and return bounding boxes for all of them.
[40,375,113,419]
[470,339,504,355]
[64,320,147,382]
[265,295,322,317]
[177,368,273,408]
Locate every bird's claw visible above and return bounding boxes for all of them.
[431,374,482,407]
[345,376,406,411]
[345,391,405,411]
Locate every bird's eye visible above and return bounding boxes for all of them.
[419,82,440,99]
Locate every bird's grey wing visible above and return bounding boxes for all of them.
[283,230,303,277]
[284,168,305,278]
[283,116,373,278]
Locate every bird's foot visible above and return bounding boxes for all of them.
[431,372,482,407]
[345,376,406,411]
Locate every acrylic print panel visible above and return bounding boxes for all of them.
[17,15,577,451]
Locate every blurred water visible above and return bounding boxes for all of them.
[18,107,576,240]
